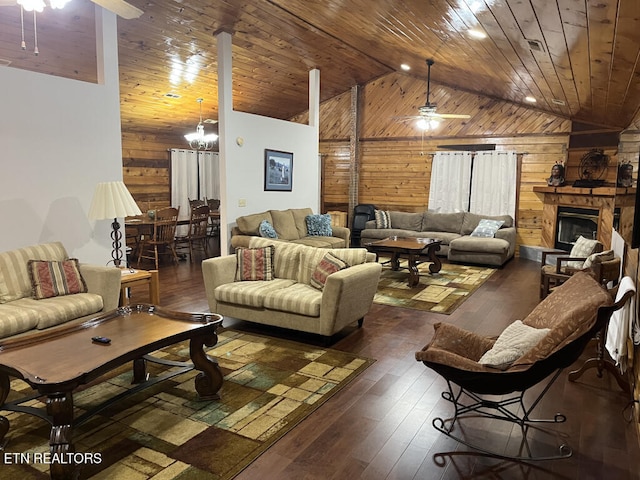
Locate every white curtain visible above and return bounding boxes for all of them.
[470,151,517,218]
[428,151,472,213]
[170,149,220,235]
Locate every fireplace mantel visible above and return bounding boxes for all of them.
[533,185,636,249]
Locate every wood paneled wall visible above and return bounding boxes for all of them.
[122,131,180,213]
[311,71,573,251]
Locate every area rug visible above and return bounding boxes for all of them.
[1,330,374,479]
[374,260,496,314]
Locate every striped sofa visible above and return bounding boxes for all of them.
[203,237,382,338]
[0,242,121,340]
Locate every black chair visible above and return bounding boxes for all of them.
[351,204,376,246]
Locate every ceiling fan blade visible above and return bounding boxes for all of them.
[392,116,423,122]
[91,0,143,19]
[433,113,471,119]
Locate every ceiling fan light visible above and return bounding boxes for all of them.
[18,0,45,12]
[49,0,70,9]
[416,118,429,130]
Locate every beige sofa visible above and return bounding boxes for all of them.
[0,242,121,340]
[203,237,382,338]
[360,211,516,267]
[230,208,350,250]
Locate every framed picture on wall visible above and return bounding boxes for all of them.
[264,149,293,191]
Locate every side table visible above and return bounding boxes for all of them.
[120,268,160,306]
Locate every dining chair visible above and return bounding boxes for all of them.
[188,198,206,209]
[124,214,145,263]
[206,198,221,237]
[137,207,180,270]
[175,204,210,262]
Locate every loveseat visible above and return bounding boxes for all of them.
[360,211,516,267]
[0,242,121,340]
[230,208,350,250]
[203,237,382,338]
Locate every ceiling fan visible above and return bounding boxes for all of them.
[0,0,143,19]
[396,59,471,129]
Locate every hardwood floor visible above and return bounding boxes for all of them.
[130,248,640,479]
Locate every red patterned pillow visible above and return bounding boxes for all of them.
[28,259,88,299]
[310,252,348,290]
[236,246,275,281]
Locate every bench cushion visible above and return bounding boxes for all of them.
[0,303,41,338]
[12,293,104,330]
[263,283,323,316]
[215,279,295,308]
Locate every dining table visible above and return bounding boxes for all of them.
[125,210,220,260]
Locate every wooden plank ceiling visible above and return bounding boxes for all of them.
[1,0,639,136]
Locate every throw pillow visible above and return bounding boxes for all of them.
[306,214,333,237]
[28,259,88,300]
[583,249,615,269]
[258,220,278,239]
[374,209,391,229]
[310,252,348,290]
[567,235,600,269]
[235,246,275,281]
[470,219,505,238]
[479,320,550,370]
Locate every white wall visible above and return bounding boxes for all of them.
[0,8,122,264]
[217,31,320,253]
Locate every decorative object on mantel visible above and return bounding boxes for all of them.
[617,162,634,188]
[184,98,218,150]
[88,181,142,267]
[573,148,609,188]
[547,163,566,186]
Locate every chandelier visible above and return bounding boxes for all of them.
[184,98,218,150]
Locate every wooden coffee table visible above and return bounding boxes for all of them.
[0,305,223,479]
[365,236,442,287]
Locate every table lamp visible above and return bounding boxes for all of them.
[88,181,142,267]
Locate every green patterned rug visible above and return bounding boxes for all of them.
[374,259,496,314]
[1,330,374,479]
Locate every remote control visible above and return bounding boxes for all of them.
[92,336,111,344]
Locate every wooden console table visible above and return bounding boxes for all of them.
[120,268,160,306]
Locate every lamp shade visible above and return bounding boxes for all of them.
[88,181,142,220]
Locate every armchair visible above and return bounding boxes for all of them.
[540,250,620,300]
[539,236,605,299]
[415,272,632,461]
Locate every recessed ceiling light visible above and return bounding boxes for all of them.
[468,29,487,39]
[400,64,410,71]
[525,96,537,103]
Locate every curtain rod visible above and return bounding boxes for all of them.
[422,151,529,155]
